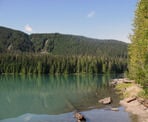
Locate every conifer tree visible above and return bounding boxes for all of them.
[128,0,148,86]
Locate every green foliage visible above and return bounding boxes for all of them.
[128,0,148,87]
[0,26,33,52]
[0,26,128,57]
[0,53,127,74]
[0,26,128,74]
[138,89,148,99]
[30,33,128,57]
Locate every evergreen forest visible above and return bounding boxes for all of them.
[0,53,127,74]
[128,0,148,93]
[0,26,128,74]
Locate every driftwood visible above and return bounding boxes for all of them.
[126,96,137,103]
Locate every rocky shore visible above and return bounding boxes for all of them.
[111,78,148,122]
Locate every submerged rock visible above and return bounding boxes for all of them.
[104,106,119,111]
[111,107,119,111]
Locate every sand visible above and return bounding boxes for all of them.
[112,79,148,122]
[120,99,148,122]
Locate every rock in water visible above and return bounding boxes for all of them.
[74,112,86,122]
[98,97,112,105]
[111,108,119,111]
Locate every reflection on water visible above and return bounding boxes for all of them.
[0,74,120,120]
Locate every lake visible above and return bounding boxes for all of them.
[0,74,136,122]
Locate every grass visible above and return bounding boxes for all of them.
[115,83,133,90]
[115,83,133,98]
[138,89,148,99]
[115,82,143,98]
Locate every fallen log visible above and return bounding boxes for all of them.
[126,96,137,103]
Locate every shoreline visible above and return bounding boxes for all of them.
[111,78,148,122]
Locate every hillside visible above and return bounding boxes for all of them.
[0,26,33,52]
[0,26,128,74]
[30,34,127,57]
[0,26,128,57]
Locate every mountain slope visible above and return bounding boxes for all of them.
[30,33,127,57]
[0,26,128,57]
[0,26,33,52]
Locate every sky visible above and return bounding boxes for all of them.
[0,0,137,43]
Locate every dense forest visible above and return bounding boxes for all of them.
[0,53,127,74]
[128,0,148,92]
[0,26,128,74]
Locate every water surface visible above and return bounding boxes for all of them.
[0,74,135,122]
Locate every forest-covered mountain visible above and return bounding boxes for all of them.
[0,26,127,57]
[0,26,128,74]
[0,26,33,52]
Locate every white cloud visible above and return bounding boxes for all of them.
[24,24,33,33]
[87,11,95,18]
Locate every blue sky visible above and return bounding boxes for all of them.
[0,0,137,43]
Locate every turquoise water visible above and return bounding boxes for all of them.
[0,74,134,122]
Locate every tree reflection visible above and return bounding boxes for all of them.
[0,74,119,119]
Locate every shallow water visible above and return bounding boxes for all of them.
[1,107,133,122]
[0,74,135,122]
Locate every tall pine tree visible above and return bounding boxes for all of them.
[128,0,148,86]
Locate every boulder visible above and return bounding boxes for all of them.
[74,112,86,122]
[98,97,112,104]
